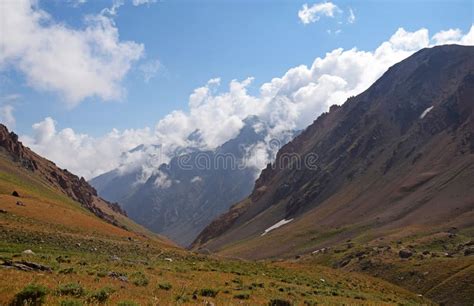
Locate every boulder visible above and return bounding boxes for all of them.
[399,249,413,258]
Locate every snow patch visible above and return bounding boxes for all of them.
[261,219,293,236]
[420,106,434,119]
[191,176,202,183]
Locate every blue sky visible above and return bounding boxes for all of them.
[0,0,473,179]
[2,0,472,136]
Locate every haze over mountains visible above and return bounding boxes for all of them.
[91,116,295,245]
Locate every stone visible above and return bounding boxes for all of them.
[399,249,413,258]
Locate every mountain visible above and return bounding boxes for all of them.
[191,45,474,302]
[0,124,133,228]
[91,116,295,246]
[0,125,429,305]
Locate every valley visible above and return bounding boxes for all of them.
[0,124,428,305]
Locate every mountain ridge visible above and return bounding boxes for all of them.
[192,45,474,256]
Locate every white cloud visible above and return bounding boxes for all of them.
[21,25,474,180]
[431,26,473,46]
[154,170,172,189]
[0,0,144,107]
[139,59,161,82]
[0,105,15,129]
[22,117,158,179]
[298,2,340,24]
[432,29,462,45]
[347,8,356,24]
[388,27,429,50]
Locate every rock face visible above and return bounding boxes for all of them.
[192,45,474,258]
[0,125,127,226]
[91,116,294,246]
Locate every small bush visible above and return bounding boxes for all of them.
[269,299,292,306]
[131,272,149,287]
[88,287,115,303]
[158,282,172,290]
[56,283,85,297]
[198,288,218,297]
[251,282,265,288]
[117,301,139,306]
[58,267,75,274]
[11,283,48,306]
[234,292,250,300]
[96,271,107,278]
[60,299,83,306]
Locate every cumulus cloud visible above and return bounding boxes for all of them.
[21,25,474,180]
[432,26,473,45]
[22,117,158,178]
[298,2,340,24]
[0,0,144,106]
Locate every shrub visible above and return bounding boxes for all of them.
[56,283,85,297]
[269,299,292,306]
[251,282,265,288]
[11,283,48,306]
[131,272,149,287]
[58,267,75,274]
[198,288,219,297]
[60,300,83,306]
[87,287,115,303]
[158,282,172,290]
[234,292,250,300]
[117,301,139,306]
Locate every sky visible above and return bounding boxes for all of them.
[0,0,473,179]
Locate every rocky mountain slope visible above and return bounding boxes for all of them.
[191,44,474,304]
[193,45,474,256]
[0,124,128,227]
[92,116,294,246]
